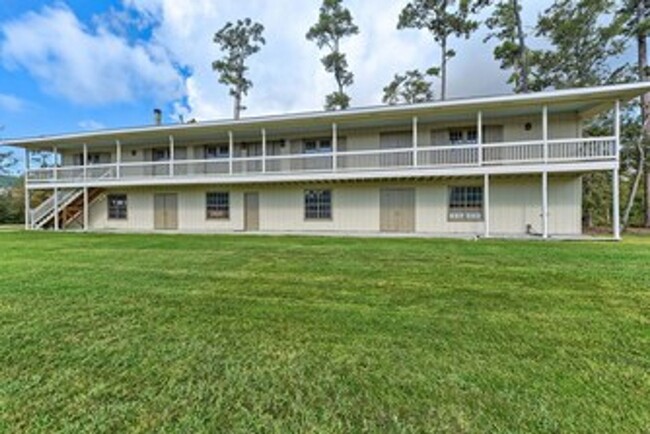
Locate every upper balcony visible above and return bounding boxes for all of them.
[25,136,617,188]
[12,82,646,190]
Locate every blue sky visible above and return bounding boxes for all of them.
[0,0,629,169]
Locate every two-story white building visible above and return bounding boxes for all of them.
[9,83,650,239]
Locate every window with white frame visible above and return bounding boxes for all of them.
[448,186,483,221]
[107,194,128,220]
[304,189,332,219]
[205,145,230,159]
[449,128,478,145]
[206,192,230,219]
[303,138,332,154]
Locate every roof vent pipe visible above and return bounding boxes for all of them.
[154,109,162,126]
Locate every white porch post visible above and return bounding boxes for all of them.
[53,146,58,182]
[484,173,490,238]
[613,99,621,240]
[477,111,483,166]
[83,187,89,232]
[53,186,59,231]
[542,104,549,239]
[261,128,267,173]
[24,149,29,230]
[169,135,175,177]
[82,143,88,182]
[228,131,234,175]
[412,116,418,167]
[542,105,549,163]
[332,123,338,171]
[116,140,121,179]
[542,171,549,239]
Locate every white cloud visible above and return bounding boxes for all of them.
[121,0,545,121]
[0,93,27,112]
[78,120,106,131]
[0,1,555,122]
[0,4,183,105]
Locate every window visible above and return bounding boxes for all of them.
[449,130,464,144]
[206,192,230,219]
[205,145,229,159]
[108,194,128,220]
[152,148,170,161]
[303,138,332,154]
[74,153,108,165]
[304,190,332,219]
[448,186,483,221]
[449,129,478,145]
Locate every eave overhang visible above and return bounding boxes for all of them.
[6,82,650,149]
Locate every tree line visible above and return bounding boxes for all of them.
[212,0,650,229]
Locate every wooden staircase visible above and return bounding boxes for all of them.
[58,188,104,229]
[31,188,104,230]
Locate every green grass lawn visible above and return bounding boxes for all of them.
[1,232,649,433]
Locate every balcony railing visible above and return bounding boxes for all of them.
[26,137,617,185]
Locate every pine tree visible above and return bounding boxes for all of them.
[534,0,627,90]
[306,0,359,111]
[382,69,437,105]
[484,0,534,93]
[398,0,485,100]
[618,0,650,227]
[212,19,266,120]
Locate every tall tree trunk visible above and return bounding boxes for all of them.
[623,137,645,228]
[440,37,447,101]
[638,1,650,227]
[512,0,529,93]
[234,92,241,120]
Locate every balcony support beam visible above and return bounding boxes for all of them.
[613,99,621,240]
[542,171,549,239]
[53,146,58,182]
[83,186,89,232]
[412,116,418,167]
[24,149,29,230]
[477,111,483,166]
[53,186,59,231]
[332,123,338,171]
[262,128,267,173]
[542,105,549,163]
[484,173,490,238]
[228,131,234,175]
[169,135,175,177]
[83,143,88,182]
[116,140,121,179]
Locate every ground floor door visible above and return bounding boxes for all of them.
[244,192,260,231]
[380,188,416,233]
[154,193,178,230]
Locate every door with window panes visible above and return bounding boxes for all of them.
[151,148,170,177]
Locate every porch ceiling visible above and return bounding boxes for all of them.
[8,82,650,150]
